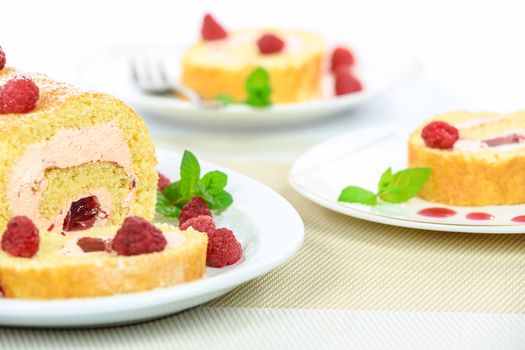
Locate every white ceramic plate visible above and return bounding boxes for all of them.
[289,125,525,234]
[77,42,419,128]
[0,148,304,328]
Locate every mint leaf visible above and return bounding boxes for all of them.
[200,171,227,195]
[338,166,431,206]
[378,167,393,192]
[245,67,272,108]
[338,186,377,206]
[216,94,234,105]
[209,190,233,211]
[156,150,234,219]
[197,172,232,211]
[156,191,181,217]
[179,150,200,200]
[162,181,180,200]
[378,167,431,203]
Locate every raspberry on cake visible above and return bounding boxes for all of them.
[0,67,157,234]
[0,221,207,299]
[1,216,40,258]
[112,216,167,256]
[0,75,39,113]
[257,33,285,54]
[421,121,459,149]
[408,111,525,206]
[182,14,325,103]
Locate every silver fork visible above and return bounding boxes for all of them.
[130,55,225,109]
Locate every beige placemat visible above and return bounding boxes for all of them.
[207,162,525,313]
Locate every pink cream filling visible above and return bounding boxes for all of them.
[453,130,525,152]
[7,121,136,233]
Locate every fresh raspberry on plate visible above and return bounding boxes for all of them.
[257,33,285,54]
[0,76,40,114]
[421,121,459,149]
[206,228,242,268]
[201,13,228,41]
[180,215,216,236]
[0,46,6,70]
[179,196,212,226]
[334,71,362,95]
[330,46,355,72]
[1,216,40,258]
[112,216,167,256]
[157,171,171,191]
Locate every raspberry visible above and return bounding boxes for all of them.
[112,216,167,256]
[1,216,40,258]
[201,13,227,41]
[257,34,285,54]
[333,64,352,75]
[0,46,5,70]
[179,196,212,226]
[421,121,459,149]
[334,72,362,95]
[158,171,171,191]
[0,76,39,114]
[180,215,216,235]
[206,228,242,268]
[330,46,355,72]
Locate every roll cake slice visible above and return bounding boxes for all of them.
[0,224,207,299]
[181,28,325,103]
[0,67,157,233]
[409,111,525,206]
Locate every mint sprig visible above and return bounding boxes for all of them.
[216,94,234,106]
[338,167,431,206]
[245,67,272,107]
[179,150,200,200]
[156,150,233,218]
[214,67,273,108]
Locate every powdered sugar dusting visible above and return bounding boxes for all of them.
[0,66,103,124]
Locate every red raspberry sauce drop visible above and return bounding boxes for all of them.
[466,212,494,221]
[63,196,103,232]
[418,207,457,218]
[511,215,525,223]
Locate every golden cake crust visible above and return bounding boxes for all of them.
[181,29,324,103]
[408,111,525,206]
[0,225,208,299]
[0,67,158,232]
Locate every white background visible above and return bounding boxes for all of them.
[2,0,525,131]
[1,0,524,347]
[1,0,525,95]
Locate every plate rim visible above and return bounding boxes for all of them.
[288,125,525,234]
[0,148,305,326]
[76,42,420,126]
